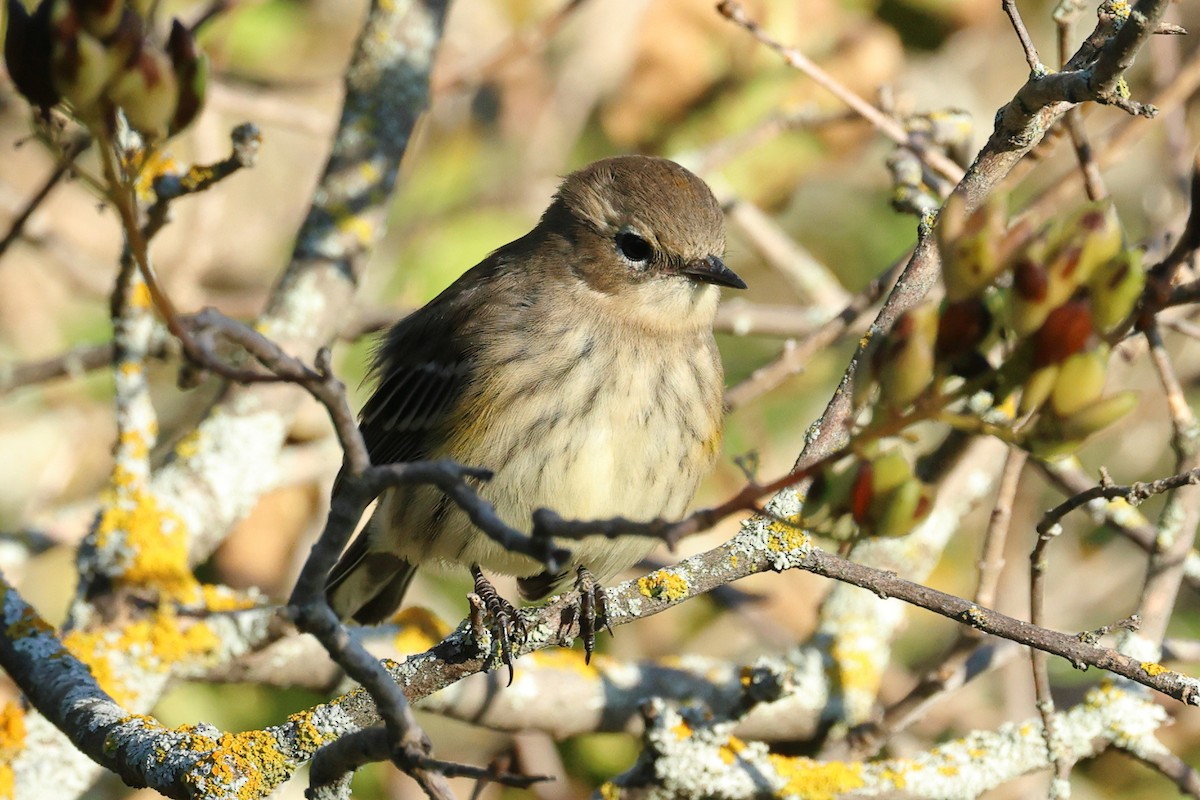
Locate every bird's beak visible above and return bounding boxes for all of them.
[683,255,747,290]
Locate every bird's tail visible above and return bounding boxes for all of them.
[325,516,417,624]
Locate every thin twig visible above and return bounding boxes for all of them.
[1136,322,1200,645]
[1003,0,1045,73]
[1121,747,1200,798]
[1036,457,1200,594]
[853,639,1021,759]
[1063,109,1108,200]
[1036,465,1200,535]
[0,134,90,261]
[715,0,965,184]
[977,448,1026,609]
[724,254,905,410]
[1030,517,1071,792]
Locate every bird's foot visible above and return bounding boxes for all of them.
[468,565,527,685]
[575,566,612,664]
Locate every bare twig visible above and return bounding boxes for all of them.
[977,448,1026,609]
[1030,516,1071,793]
[715,0,965,184]
[853,639,1021,759]
[1121,747,1200,799]
[1003,0,1045,73]
[433,0,588,93]
[0,134,89,261]
[143,123,262,241]
[1135,323,1200,645]
[724,254,904,410]
[1064,109,1108,201]
[1036,465,1200,535]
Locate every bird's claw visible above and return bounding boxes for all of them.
[470,566,527,685]
[575,565,611,664]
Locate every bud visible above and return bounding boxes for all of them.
[1031,297,1094,368]
[71,0,123,38]
[1062,202,1124,286]
[873,478,933,538]
[869,449,914,496]
[1008,227,1053,336]
[876,304,939,411]
[1050,347,1108,417]
[1027,391,1137,459]
[5,0,59,111]
[800,459,856,535]
[939,194,1007,302]
[1019,364,1059,416]
[50,2,115,114]
[107,43,179,138]
[936,297,992,365]
[165,19,207,134]
[1058,391,1138,440]
[1089,250,1145,334]
[849,460,874,526]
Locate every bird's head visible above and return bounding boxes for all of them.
[540,155,744,332]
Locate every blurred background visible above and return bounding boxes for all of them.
[1,0,1199,796]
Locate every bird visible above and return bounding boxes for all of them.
[326,155,744,659]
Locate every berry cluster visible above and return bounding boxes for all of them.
[802,197,1146,540]
[5,0,207,139]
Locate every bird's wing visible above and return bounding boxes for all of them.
[358,327,473,467]
[356,263,499,468]
[325,275,485,618]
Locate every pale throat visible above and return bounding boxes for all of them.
[584,278,720,335]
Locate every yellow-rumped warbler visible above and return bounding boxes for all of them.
[326,155,744,628]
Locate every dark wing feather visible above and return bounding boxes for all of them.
[325,256,512,615]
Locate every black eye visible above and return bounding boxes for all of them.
[616,230,653,263]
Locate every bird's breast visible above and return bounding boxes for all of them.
[428,315,724,578]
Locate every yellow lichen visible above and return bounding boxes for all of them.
[527,648,595,677]
[174,430,202,460]
[718,735,745,764]
[768,755,865,800]
[878,767,906,790]
[1141,661,1168,677]
[200,585,258,613]
[671,721,692,741]
[180,728,292,798]
[286,711,336,758]
[334,206,374,245]
[63,607,220,706]
[391,607,451,655]
[938,765,959,776]
[117,360,143,380]
[0,700,27,795]
[637,570,689,602]
[110,465,141,490]
[62,629,131,705]
[129,150,180,201]
[597,781,621,800]
[766,519,807,552]
[357,162,382,183]
[0,703,25,752]
[829,640,882,695]
[96,487,198,602]
[116,429,150,460]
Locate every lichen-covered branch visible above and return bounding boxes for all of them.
[601,684,1172,800]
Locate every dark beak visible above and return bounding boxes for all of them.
[683,255,747,290]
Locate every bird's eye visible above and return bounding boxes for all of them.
[615,231,653,264]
